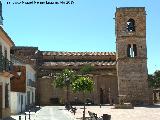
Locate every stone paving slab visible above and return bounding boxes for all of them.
[65,104,160,120]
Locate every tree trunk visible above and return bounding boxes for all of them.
[83,92,86,120]
[66,85,69,104]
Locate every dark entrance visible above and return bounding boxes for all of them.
[0,85,2,118]
[21,95,23,113]
[100,88,103,104]
[27,91,30,105]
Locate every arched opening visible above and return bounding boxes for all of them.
[127,18,135,32]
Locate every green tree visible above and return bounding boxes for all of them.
[72,76,94,120]
[72,76,94,93]
[148,70,160,89]
[53,68,76,104]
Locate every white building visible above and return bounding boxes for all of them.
[26,64,36,106]
[10,58,36,114]
[10,92,26,114]
[0,26,14,119]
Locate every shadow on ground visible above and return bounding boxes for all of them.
[144,104,160,108]
[3,117,16,120]
[25,106,42,113]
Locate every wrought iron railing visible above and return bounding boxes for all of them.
[0,52,13,72]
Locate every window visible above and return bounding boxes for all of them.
[127,18,135,32]
[4,48,7,70]
[0,44,2,54]
[5,84,9,108]
[4,49,7,58]
[32,92,34,103]
[127,44,131,57]
[127,44,137,57]
[19,94,21,104]
[133,44,137,56]
[21,95,23,105]
[0,45,2,72]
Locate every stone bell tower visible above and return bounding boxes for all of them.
[115,7,151,104]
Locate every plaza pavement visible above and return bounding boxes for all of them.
[4,104,160,120]
[4,106,71,120]
[65,104,160,120]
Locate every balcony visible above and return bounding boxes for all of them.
[27,79,35,87]
[0,52,13,77]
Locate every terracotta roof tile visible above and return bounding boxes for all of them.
[42,61,116,67]
[42,51,116,56]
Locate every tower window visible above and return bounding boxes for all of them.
[127,19,135,32]
[133,44,137,57]
[127,44,131,57]
[127,44,137,57]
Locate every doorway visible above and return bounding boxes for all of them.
[0,85,2,118]
[21,95,23,113]
[100,88,103,104]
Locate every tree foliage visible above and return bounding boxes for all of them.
[72,76,94,93]
[148,70,160,89]
[53,68,76,88]
[53,65,95,103]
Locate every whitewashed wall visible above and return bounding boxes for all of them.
[10,92,26,114]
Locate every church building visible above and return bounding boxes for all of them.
[11,7,152,106]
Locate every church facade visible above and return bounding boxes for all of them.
[11,7,152,105]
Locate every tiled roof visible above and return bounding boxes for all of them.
[0,26,15,46]
[11,54,36,66]
[12,46,38,50]
[42,51,116,56]
[42,61,116,67]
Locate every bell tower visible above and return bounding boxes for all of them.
[0,1,3,26]
[115,7,151,104]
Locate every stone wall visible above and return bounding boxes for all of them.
[94,74,118,104]
[116,7,152,104]
[117,60,150,103]
[38,70,118,105]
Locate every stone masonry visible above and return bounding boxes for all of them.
[116,7,151,104]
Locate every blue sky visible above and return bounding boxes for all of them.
[2,0,160,74]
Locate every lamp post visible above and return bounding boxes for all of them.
[83,101,86,120]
